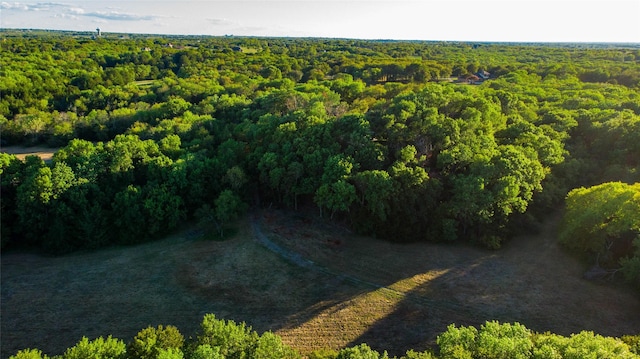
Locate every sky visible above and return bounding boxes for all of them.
[1,0,639,43]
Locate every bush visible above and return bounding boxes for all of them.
[621,335,640,355]
[188,344,224,359]
[402,349,438,359]
[127,325,184,359]
[309,349,339,359]
[9,349,49,359]
[562,331,636,359]
[533,331,637,359]
[437,324,478,359]
[476,321,533,359]
[156,348,183,359]
[437,321,533,359]
[336,344,389,359]
[197,313,259,359]
[254,331,300,359]
[62,336,126,359]
[8,317,639,359]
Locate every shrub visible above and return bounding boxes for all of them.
[533,331,636,359]
[156,348,183,359]
[336,343,389,359]
[188,344,224,359]
[197,313,259,359]
[254,331,300,359]
[308,349,339,359]
[621,335,640,355]
[563,331,636,359]
[9,349,49,359]
[127,325,184,359]
[436,324,478,359]
[476,321,533,359]
[402,349,438,358]
[62,336,126,359]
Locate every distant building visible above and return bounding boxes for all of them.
[476,70,491,80]
[466,74,481,83]
[96,28,101,37]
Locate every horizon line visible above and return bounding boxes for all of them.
[2,28,640,46]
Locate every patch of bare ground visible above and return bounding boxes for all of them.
[1,146,58,161]
[2,211,639,359]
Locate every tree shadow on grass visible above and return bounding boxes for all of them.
[252,209,640,356]
[2,210,639,358]
[343,238,640,357]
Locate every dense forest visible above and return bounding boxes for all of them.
[1,30,640,356]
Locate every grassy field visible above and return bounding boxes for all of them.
[2,210,639,358]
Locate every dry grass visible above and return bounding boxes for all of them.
[2,211,639,358]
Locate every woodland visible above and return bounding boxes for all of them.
[1,29,640,357]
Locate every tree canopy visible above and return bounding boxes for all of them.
[1,30,639,254]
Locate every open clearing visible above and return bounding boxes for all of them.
[2,210,639,358]
[1,146,58,162]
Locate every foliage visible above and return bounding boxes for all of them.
[197,313,259,359]
[308,349,339,359]
[559,182,640,284]
[621,334,640,355]
[437,324,478,359]
[402,350,438,359]
[9,349,49,359]
[62,336,127,359]
[127,325,184,359]
[532,331,637,359]
[9,315,640,359]
[2,32,639,252]
[437,321,533,359]
[437,321,636,359]
[335,344,389,359]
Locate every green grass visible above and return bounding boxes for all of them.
[2,211,639,358]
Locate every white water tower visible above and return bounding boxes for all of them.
[96,28,101,37]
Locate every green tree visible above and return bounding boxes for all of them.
[127,325,184,359]
[254,331,300,359]
[188,345,224,359]
[156,348,183,359]
[197,314,259,359]
[62,336,126,359]
[437,323,478,359]
[15,157,54,243]
[214,190,247,237]
[314,180,357,218]
[336,344,388,359]
[353,170,394,221]
[402,350,437,359]
[476,321,533,359]
[559,182,640,278]
[9,349,49,359]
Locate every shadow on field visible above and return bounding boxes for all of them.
[2,209,639,358]
[340,218,640,357]
[254,209,640,356]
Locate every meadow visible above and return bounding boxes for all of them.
[2,209,638,358]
